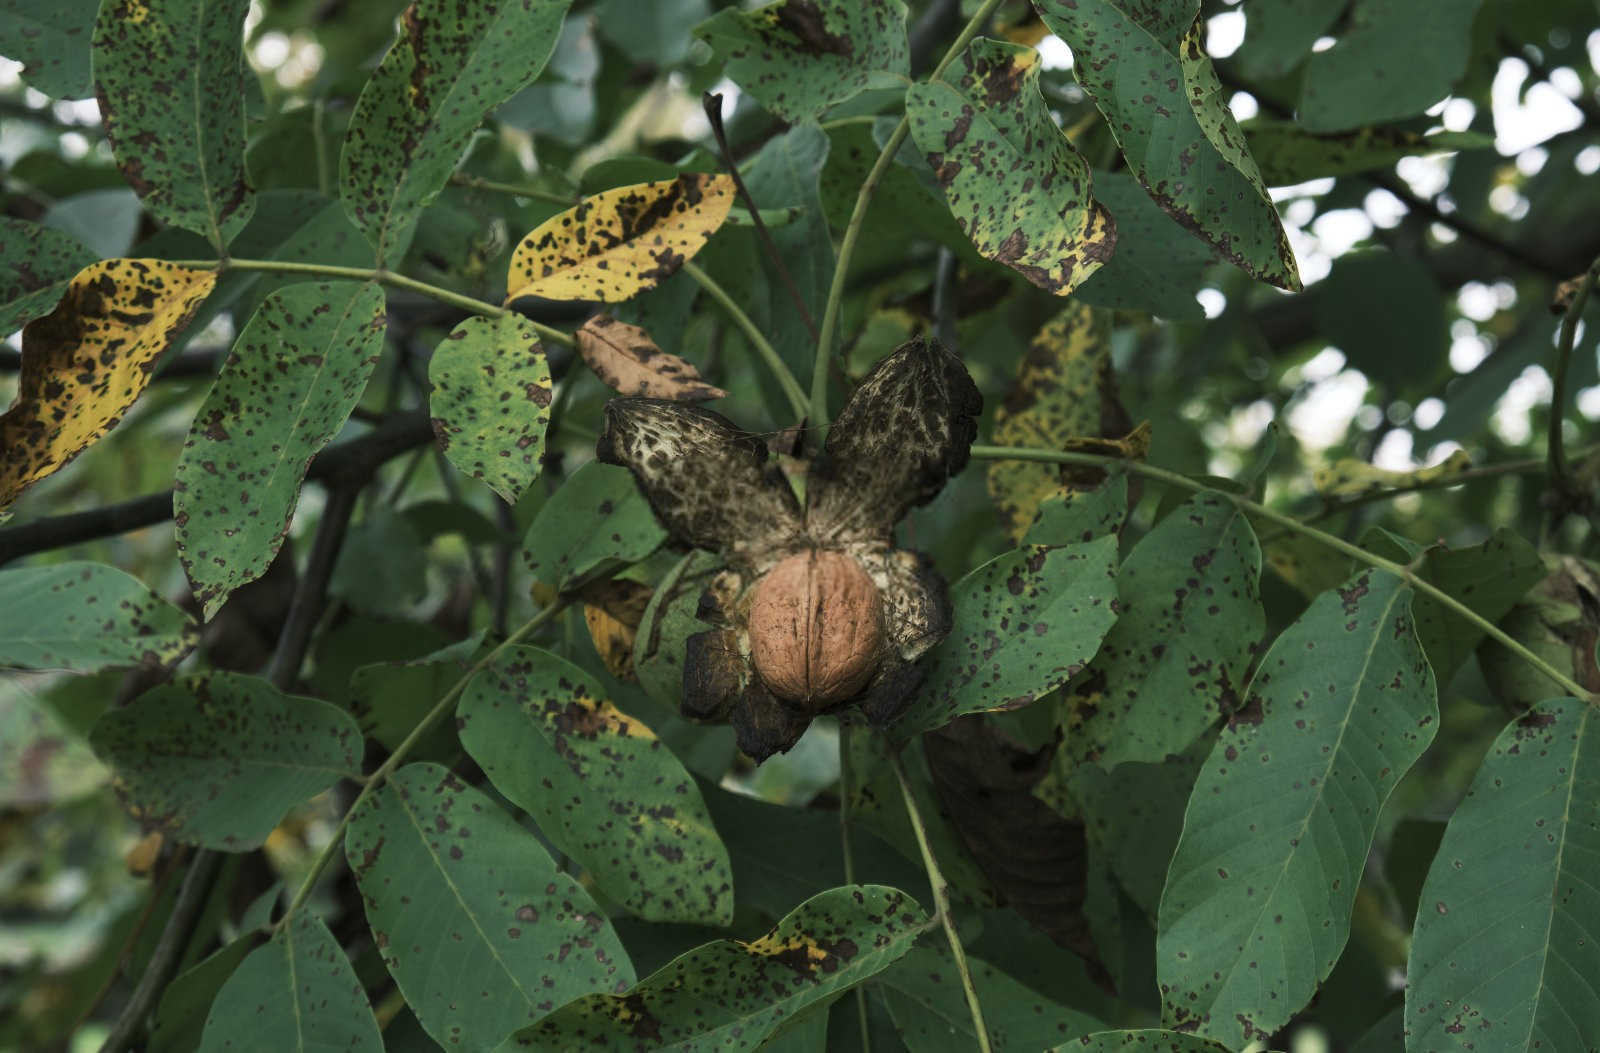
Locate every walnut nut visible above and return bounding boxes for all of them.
[747,550,884,708]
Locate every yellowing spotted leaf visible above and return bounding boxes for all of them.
[506,174,735,303]
[1313,449,1473,499]
[0,259,216,508]
[987,304,1130,541]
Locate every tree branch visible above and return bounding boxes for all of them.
[0,412,434,565]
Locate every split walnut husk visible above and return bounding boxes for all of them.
[597,337,982,760]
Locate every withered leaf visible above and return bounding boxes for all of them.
[577,315,727,401]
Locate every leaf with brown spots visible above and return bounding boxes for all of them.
[695,0,910,123]
[197,914,382,1053]
[905,37,1115,296]
[92,0,256,248]
[428,313,553,505]
[579,578,655,680]
[1032,0,1301,291]
[892,536,1121,738]
[344,763,635,1051]
[505,174,735,303]
[577,314,727,401]
[1065,492,1263,771]
[0,258,216,509]
[502,884,927,1050]
[175,282,387,620]
[1406,697,1600,1051]
[0,218,97,334]
[0,0,99,98]
[987,305,1127,543]
[1156,570,1436,1047]
[88,671,363,850]
[0,561,197,672]
[521,462,668,593]
[338,0,571,264]
[458,646,734,925]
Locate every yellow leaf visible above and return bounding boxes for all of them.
[0,259,216,507]
[986,304,1131,541]
[580,578,655,681]
[505,174,736,303]
[1312,449,1473,499]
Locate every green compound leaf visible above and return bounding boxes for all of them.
[197,915,381,1053]
[695,0,909,123]
[0,218,98,333]
[89,672,363,850]
[339,0,571,263]
[345,762,635,1050]
[428,314,553,504]
[1067,492,1263,770]
[92,0,256,248]
[522,461,668,593]
[1299,0,1487,133]
[0,561,196,672]
[176,281,386,620]
[1033,0,1300,291]
[1231,0,1341,80]
[906,37,1114,296]
[1049,1030,1232,1052]
[0,0,100,98]
[1156,570,1438,1047]
[500,884,927,1050]
[1405,697,1600,1052]
[458,646,734,926]
[895,535,1121,738]
[879,947,1103,1050]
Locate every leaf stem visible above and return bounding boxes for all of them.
[176,257,577,348]
[680,259,810,420]
[1547,254,1600,507]
[278,599,570,926]
[837,723,872,1052]
[810,0,1005,430]
[969,444,1599,704]
[889,748,993,1053]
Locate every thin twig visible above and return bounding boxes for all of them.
[969,444,1600,704]
[889,748,993,1053]
[702,92,818,343]
[0,413,435,565]
[1547,255,1600,507]
[97,849,223,1053]
[811,0,1007,430]
[264,485,359,687]
[680,259,810,420]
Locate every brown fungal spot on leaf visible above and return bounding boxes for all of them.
[577,315,727,401]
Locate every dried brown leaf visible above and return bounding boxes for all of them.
[577,315,726,401]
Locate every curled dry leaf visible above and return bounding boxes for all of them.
[577,315,727,401]
[505,173,735,303]
[579,578,656,681]
[0,259,216,508]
